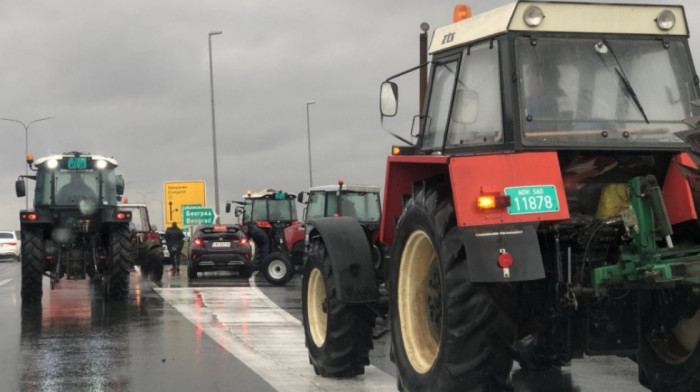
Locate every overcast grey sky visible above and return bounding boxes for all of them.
[1,0,698,229]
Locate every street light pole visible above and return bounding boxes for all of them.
[208,31,223,223]
[0,116,54,209]
[306,101,316,188]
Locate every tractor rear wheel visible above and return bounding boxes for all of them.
[107,225,131,300]
[21,228,45,304]
[150,257,164,282]
[262,252,293,286]
[638,304,700,391]
[390,179,516,391]
[302,238,374,377]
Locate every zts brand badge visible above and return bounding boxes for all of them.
[442,32,455,44]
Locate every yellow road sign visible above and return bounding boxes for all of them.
[164,181,206,227]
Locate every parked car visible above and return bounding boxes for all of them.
[0,230,21,262]
[187,224,253,279]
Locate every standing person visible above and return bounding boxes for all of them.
[241,222,269,266]
[165,222,185,273]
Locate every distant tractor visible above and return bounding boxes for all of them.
[302,2,700,391]
[17,152,133,302]
[226,189,298,285]
[284,180,382,269]
[119,203,164,282]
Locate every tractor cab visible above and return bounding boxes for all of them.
[227,189,298,226]
[382,2,699,154]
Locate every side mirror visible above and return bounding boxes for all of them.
[297,191,308,204]
[380,82,399,117]
[15,179,26,198]
[115,175,125,195]
[225,202,231,213]
[235,206,244,217]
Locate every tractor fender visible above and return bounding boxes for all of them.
[306,216,379,303]
[458,223,545,282]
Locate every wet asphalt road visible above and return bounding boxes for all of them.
[0,261,647,391]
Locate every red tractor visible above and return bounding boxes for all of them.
[302,2,700,391]
[283,180,382,269]
[226,189,298,285]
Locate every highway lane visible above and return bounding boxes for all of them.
[0,261,647,391]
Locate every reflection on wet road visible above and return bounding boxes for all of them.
[2,265,275,392]
[0,262,647,391]
[155,283,395,391]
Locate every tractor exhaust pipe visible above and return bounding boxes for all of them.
[419,23,429,114]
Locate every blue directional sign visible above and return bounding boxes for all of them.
[182,207,216,226]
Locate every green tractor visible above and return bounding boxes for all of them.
[17,151,133,303]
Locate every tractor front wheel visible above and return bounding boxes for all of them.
[262,252,293,286]
[21,228,45,304]
[390,179,516,391]
[302,238,374,377]
[638,306,700,391]
[106,225,131,300]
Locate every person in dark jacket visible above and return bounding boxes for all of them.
[165,222,185,272]
[241,222,269,266]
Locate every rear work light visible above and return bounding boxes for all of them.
[477,193,511,210]
[115,211,132,221]
[392,146,417,156]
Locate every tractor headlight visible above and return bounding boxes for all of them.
[46,159,58,169]
[523,6,544,27]
[94,159,107,169]
[655,10,675,31]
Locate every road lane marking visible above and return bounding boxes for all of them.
[155,282,395,392]
[0,279,11,287]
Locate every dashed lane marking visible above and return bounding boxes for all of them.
[0,279,11,287]
[154,279,395,392]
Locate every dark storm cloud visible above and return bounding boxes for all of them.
[0,0,697,229]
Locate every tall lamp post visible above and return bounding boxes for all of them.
[306,101,316,188]
[208,31,222,223]
[0,116,54,209]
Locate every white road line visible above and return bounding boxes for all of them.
[155,280,395,392]
[0,279,12,287]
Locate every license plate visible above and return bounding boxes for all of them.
[211,242,231,248]
[505,185,560,215]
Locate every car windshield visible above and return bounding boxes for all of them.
[516,37,699,147]
[34,168,119,207]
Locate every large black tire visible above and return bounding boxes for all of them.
[302,238,374,377]
[638,304,700,391]
[390,179,516,392]
[21,228,45,304]
[106,225,131,300]
[515,328,570,371]
[239,265,254,279]
[187,260,197,279]
[150,257,164,282]
[262,252,293,286]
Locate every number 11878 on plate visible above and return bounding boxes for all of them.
[504,185,560,215]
